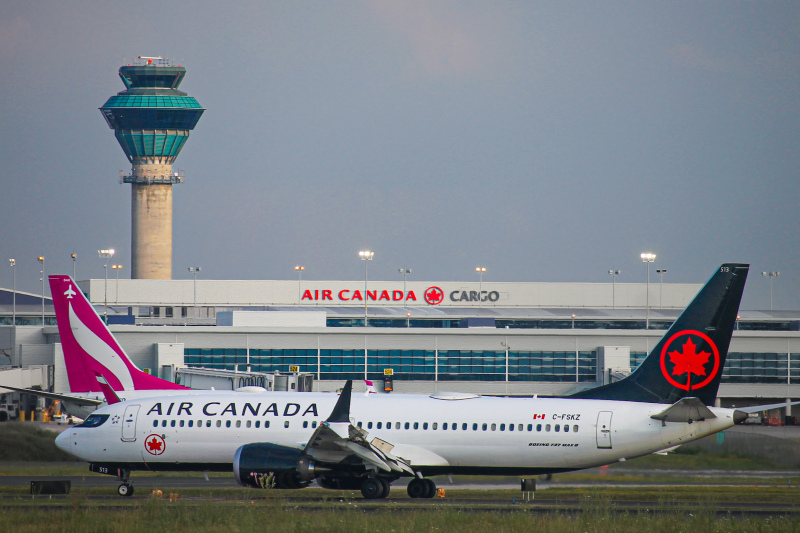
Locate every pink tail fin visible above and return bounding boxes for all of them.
[49,276,187,392]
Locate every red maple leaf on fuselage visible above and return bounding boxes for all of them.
[668,337,711,378]
[147,437,162,452]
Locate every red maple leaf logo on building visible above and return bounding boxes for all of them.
[668,337,711,378]
[424,287,444,305]
[147,437,163,452]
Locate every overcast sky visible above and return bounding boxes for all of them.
[1,1,798,310]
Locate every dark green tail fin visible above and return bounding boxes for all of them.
[569,264,748,405]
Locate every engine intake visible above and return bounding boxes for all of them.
[233,443,326,489]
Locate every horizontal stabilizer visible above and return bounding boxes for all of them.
[0,385,102,407]
[735,401,800,414]
[650,397,717,423]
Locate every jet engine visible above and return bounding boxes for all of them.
[233,443,327,489]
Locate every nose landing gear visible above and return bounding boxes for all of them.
[117,483,134,497]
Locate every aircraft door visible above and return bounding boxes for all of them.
[596,411,612,449]
[121,405,140,442]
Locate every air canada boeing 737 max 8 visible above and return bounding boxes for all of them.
[55,264,780,499]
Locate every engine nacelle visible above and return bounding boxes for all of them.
[233,443,326,489]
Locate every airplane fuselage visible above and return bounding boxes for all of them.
[59,390,736,475]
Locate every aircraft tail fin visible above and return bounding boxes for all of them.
[49,275,187,393]
[569,264,748,405]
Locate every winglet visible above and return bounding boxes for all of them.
[326,380,353,423]
[92,371,121,405]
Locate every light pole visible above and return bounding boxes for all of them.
[71,253,77,280]
[8,259,15,326]
[656,269,667,309]
[761,271,780,310]
[188,267,201,308]
[608,270,620,309]
[475,267,487,308]
[98,249,115,322]
[37,256,45,325]
[640,253,656,329]
[398,268,411,308]
[112,265,123,303]
[359,251,374,326]
[294,266,305,306]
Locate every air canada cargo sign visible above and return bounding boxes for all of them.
[300,286,500,306]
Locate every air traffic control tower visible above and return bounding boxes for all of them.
[100,57,204,279]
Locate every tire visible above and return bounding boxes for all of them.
[118,483,134,497]
[378,477,391,499]
[360,478,384,499]
[423,478,436,498]
[407,478,427,499]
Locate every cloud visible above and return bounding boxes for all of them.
[364,0,511,81]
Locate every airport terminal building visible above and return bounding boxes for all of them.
[1,278,799,414]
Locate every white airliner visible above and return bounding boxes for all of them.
[55,264,778,499]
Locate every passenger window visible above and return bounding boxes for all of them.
[303,421,308,428]
[545,424,551,432]
[518,424,523,431]
[377,422,382,429]
[453,423,457,430]
[153,420,158,428]
[206,420,211,427]
[443,423,448,430]
[413,422,419,430]
[491,423,496,431]
[573,425,578,433]
[357,422,362,428]
[284,421,290,428]
[433,423,438,430]
[472,423,477,431]
[528,424,533,431]
[509,423,513,431]
[226,420,231,428]
[537,424,542,432]
[367,422,372,429]
[462,423,467,430]
[564,424,569,433]
[255,421,260,428]
[500,424,505,431]
[171,420,176,428]
[180,420,185,428]
[482,423,487,431]
[265,421,270,428]
[188,420,194,428]
[236,420,242,428]
[423,423,428,430]
[312,421,317,428]
[404,422,410,430]
[555,424,560,432]
[216,420,221,428]
[162,420,167,428]
[246,420,251,428]
[396,422,401,429]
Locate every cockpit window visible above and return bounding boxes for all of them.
[76,414,110,428]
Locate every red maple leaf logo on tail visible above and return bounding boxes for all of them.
[668,337,711,378]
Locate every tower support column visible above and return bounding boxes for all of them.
[130,164,173,279]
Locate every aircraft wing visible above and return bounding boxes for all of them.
[302,381,414,475]
[0,385,103,407]
[650,397,717,424]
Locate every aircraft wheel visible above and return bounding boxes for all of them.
[117,483,134,497]
[378,477,390,499]
[360,478,385,499]
[407,478,427,499]
[423,478,436,498]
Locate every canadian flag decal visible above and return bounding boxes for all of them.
[532,414,546,420]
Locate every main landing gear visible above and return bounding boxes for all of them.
[407,477,436,499]
[360,477,391,499]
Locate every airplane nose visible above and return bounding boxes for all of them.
[55,430,72,454]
